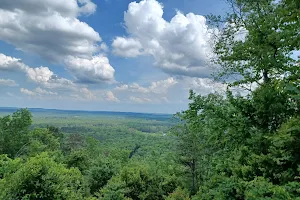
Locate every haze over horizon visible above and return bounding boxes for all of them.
[0,0,229,113]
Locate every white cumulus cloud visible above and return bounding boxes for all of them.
[0,0,116,83]
[149,77,177,93]
[112,0,216,78]
[112,37,144,57]
[0,54,28,71]
[0,53,76,90]
[0,0,99,61]
[64,55,115,83]
[115,77,178,103]
[26,67,54,84]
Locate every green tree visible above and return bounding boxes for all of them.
[178,1,300,198]
[166,188,190,200]
[0,109,32,157]
[175,90,249,195]
[86,158,115,195]
[20,128,61,158]
[0,152,86,200]
[47,125,64,141]
[66,149,90,172]
[209,0,299,86]
[100,162,177,200]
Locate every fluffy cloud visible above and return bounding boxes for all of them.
[115,77,177,103]
[0,0,99,61]
[0,0,96,16]
[0,79,18,87]
[78,0,97,15]
[114,76,228,104]
[64,55,115,83]
[187,77,226,94]
[115,83,149,93]
[0,0,115,83]
[113,0,216,78]
[26,65,77,90]
[149,77,178,93]
[20,88,36,96]
[0,53,76,90]
[106,91,120,102]
[20,87,58,97]
[26,67,54,84]
[112,37,144,57]
[0,53,119,102]
[0,54,27,71]
[116,77,177,94]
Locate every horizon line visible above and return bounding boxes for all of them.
[0,106,174,116]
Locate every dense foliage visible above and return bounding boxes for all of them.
[0,109,179,199]
[0,0,299,199]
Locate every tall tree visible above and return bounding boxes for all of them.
[209,0,299,86]
[0,109,32,157]
[175,0,299,198]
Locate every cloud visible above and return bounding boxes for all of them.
[0,0,116,83]
[67,89,119,102]
[115,76,228,104]
[149,77,177,93]
[26,66,77,90]
[0,54,120,103]
[129,96,152,104]
[0,53,28,71]
[115,77,177,103]
[20,88,36,96]
[112,37,144,57]
[0,0,97,16]
[186,77,226,94]
[78,0,97,16]
[35,87,58,95]
[116,77,177,94]
[112,0,216,78]
[20,87,58,97]
[64,55,115,83]
[0,79,18,87]
[106,91,120,102]
[26,67,54,84]
[0,0,99,61]
[80,87,96,100]
[0,53,76,90]
[42,76,76,91]
[115,83,149,93]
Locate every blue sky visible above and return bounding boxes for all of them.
[0,0,229,113]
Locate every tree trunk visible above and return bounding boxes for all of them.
[191,159,197,195]
[263,69,270,83]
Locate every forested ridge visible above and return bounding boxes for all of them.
[0,0,299,199]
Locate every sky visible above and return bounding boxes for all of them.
[0,0,230,114]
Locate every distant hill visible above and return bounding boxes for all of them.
[0,107,173,121]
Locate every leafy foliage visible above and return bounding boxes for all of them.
[0,109,32,157]
[0,153,85,200]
